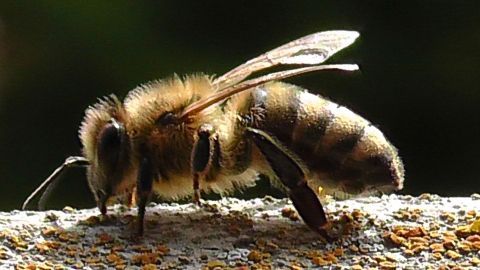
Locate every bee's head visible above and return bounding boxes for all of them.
[79,95,131,213]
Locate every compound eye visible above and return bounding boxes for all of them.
[157,111,177,126]
[97,118,125,168]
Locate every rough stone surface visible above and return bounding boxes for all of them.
[1,194,480,269]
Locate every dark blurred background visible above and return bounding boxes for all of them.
[0,1,479,211]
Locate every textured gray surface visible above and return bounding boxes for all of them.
[1,194,480,269]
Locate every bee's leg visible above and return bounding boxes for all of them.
[247,128,332,241]
[192,174,201,206]
[136,156,154,236]
[191,124,215,206]
[96,191,109,216]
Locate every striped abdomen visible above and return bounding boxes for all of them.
[246,81,404,197]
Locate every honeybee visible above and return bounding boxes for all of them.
[22,31,404,239]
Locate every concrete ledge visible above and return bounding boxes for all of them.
[1,194,480,269]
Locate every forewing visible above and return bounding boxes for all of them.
[212,30,359,89]
[180,64,358,119]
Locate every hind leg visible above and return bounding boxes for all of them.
[247,128,333,240]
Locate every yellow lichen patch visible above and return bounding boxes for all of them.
[63,257,76,266]
[132,252,161,265]
[281,207,299,221]
[311,256,330,266]
[455,221,480,240]
[351,209,364,220]
[7,234,28,250]
[388,233,407,246]
[265,241,279,252]
[443,231,458,241]
[349,244,359,252]
[289,262,303,270]
[429,230,441,238]
[456,225,473,238]
[458,241,472,253]
[307,249,342,267]
[156,244,170,255]
[392,226,427,238]
[85,256,101,264]
[379,261,397,270]
[87,246,99,255]
[0,247,10,260]
[79,215,101,226]
[142,264,158,270]
[15,261,61,270]
[418,193,433,200]
[131,244,152,253]
[393,208,422,221]
[387,225,434,255]
[410,243,427,254]
[333,247,344,257]
[409,236,429,245]
[373,255,387,262]
[465,210,477,220]
[432,252,443,260]
[106,252,123,264]
[429,243,445,253]
[445,250,462,260]
[112,245,125,252]
[41,226,59,237]
[322,252,338,264]
[35,241,61,253]
[96,232,114,245]
[205,260,227,269]
[440,211,456,223]
[471,218,480,233]
[247,250,269,263]
[57,231,79,243]
[466,235,480,250]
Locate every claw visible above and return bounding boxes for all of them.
[193,190,202,207]
[317,219,349,242]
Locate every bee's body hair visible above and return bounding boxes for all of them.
[80,76,403,203]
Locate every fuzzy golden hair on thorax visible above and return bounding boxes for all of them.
[124,74,216,138]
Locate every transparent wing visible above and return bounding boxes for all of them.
[180,64,358,119]
[212,30,359,89]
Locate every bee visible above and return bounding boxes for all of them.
[22,30,404,239]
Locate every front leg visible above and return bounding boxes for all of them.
[191,124,216,206]
[247,128,332,241]
[136,156,154,236]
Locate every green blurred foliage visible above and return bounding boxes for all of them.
[0,1,479,210]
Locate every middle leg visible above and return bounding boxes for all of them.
[191,124,217,206]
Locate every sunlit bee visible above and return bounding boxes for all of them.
[23,30,404,239]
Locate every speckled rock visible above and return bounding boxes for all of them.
[1,195,480,269]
